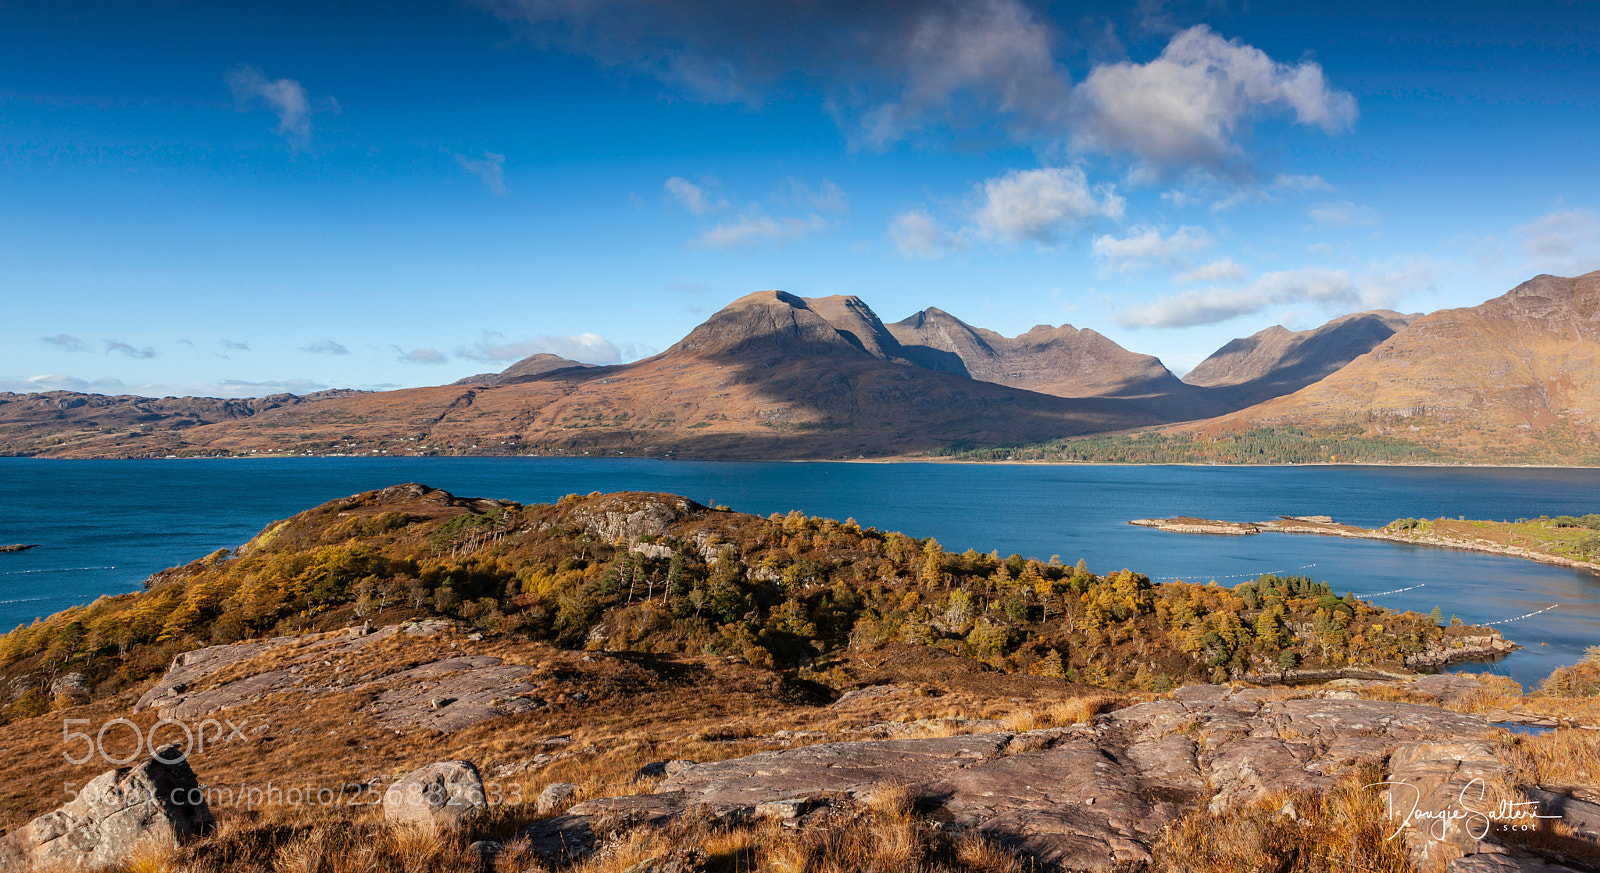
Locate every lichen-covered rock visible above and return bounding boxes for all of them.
[0,746,212,871]
[384,761,487,830]
[536,783,578,814]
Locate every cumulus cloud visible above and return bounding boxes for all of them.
[691,213,830,249]
[1071,25,1356,178]
[452,151,508,195]
[41,334,91,353]
[1519,209,1600,276]
[665,177,727,214]
[105,340,156,359]
[1117,263,1431,328]
[397,347,448,365]
[1308,200,1379,227]
[1091,225,1210,273]
[300,339,350,355]
[225,65,324,149]
[971,166,1124,245]
[890,209,967,259]
[457,330,633,365]
[1175,258,1247,284]
[481,0,1071,148]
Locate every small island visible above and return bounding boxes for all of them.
[1130,513,1600,575]
[0,543,39,553]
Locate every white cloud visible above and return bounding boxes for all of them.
[1117,263,1432,328]
[453,151,508,195]
[971,166,1124,245]
[691,213,830,249]
[665,177,727,214]
[1174,258,1247,285]
[1,375,127,394]
[1071,25,1357,177]
[1273,173,1334,192]
[457,331,634,365]
[889,209,967,259]
[105,340,156,359]
[225,65,318,149]
[1518,209,1600,276]
[397,347,448,365]
[41,334,91,353]
[1308,200,1379,227]
[785,178,849,213]
[300,339,350,355]
[1091,225,1211,273]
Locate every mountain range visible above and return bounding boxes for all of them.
[2,270,1597,461]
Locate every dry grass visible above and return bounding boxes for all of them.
[1151,765,1413,873]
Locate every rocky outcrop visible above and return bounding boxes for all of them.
[513,684,1585,870]
[1128,517,1261,535]
[0,748,212,871]
[569,493,703,545]
[523,687,1561,871]
[384,761,487,830]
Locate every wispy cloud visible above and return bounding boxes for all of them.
[691,213,830,249]
[397,347,448,365]
[456,330,638,365]
[1519,209,1600,276]
[784,178,850,213]
[300,339,350,355]
[890,209,968,259]
[220,339,251,351]
[41,334,91,353]
[971,166,1124,245]
[1118,263,1433,328]
[0,375,328,398]
[1308,200,1380,227]
[452,150,508,195]
[225,65,330,149]
[1091,225,1210,274]
[1175,259,1247,285]
[665,177,727,214]
[105,340,156,359]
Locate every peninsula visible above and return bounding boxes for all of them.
[1130,513,1600,575]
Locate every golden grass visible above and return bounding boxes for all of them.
[1152,765,1413,873]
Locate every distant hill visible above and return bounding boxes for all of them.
[1186,271,1600,462]
[452,353,594,386]
[1182,310,1419,408]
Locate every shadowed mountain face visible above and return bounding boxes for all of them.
[1181,311,1419,408]
[886,306,1231,419]
[1188,271,1600,456]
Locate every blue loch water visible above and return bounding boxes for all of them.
[2,457,1597,688]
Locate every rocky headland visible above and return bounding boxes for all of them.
[0,486,1595,872]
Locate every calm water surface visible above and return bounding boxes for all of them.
[2,458,1597,687]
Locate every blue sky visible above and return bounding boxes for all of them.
[4,0,1599,397]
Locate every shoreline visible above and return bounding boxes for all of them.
[1130,515,1600,577]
